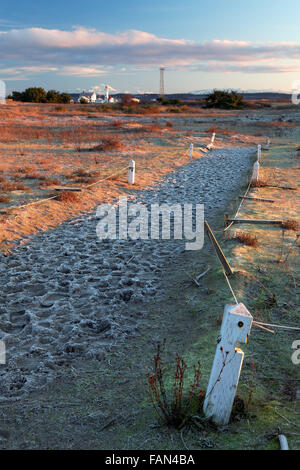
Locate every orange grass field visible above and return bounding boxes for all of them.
[0,101,298,252]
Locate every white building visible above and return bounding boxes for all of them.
[90,91,97,102]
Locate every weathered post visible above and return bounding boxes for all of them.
[206,133,216,150]
[251,161,260,185]
[203,303,253,425]
[189,143,194,159]
[0,340,5,365]
[257,144,261,161]
[128,160,135,184]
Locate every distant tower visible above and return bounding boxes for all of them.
[159,67,165,96]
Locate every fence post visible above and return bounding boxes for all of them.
[257,144,261,161]
[203,303,253,425]
[0,340,5,364]
[128,160,135,184]
[206,133,216,150]
[189,143,194,159]
[251,161,260,185]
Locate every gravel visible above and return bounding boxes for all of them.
[0,147,254,399]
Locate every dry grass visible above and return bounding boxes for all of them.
[88,136,124,152]
[55,191,80,203]
[0,181,31,192]
[251,178,272,188]
[0,195,10,203]
[230,230,259,247]
[281,219,299,231]
[38,178,62,188]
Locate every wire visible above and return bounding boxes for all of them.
[5,166,128,211]
[253,321,300,331]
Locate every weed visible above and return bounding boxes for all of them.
[89,136,123,152]
[0,195,10,203]
[281,219,299,231]
[147,343,205,429]
[0,181,30,192]
[55,191,80,203]
[230,230,259,247]
[112,119,123,129]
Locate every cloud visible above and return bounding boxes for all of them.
[0,26,299,74]
[59,66,108,76]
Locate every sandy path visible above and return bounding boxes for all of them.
[0,147,254,399]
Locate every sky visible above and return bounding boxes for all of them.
[0,0,300,95]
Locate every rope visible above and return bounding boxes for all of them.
[212,178,252,233]
[85,166,128,189]
[253,321,300,331]
[5,166,128,211]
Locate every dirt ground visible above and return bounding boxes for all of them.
[0,103,299,450]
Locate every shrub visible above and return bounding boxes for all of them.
[230,230,259,247]
[55,191,80,203]
[39,178,61,188]
[147,343,205,429]
[0,181,30,192]
[89,136,123,152]
[0,195,10,203]
[282,220,299,231]
[205,90,246,109]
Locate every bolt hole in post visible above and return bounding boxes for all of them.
[128,160,135,184]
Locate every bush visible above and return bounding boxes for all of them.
[55,191,80,203]
[89,136,123,152]
[205,90,246,109]
[157,96,182,106]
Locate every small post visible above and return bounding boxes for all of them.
[0,340,5,365]
[251,161,260,185]
[128,160,135,184]
[257,144,261,161]
[189,143,194,159]
[203,303,253,426]
[211,132,216,144]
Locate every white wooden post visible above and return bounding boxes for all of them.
[203,303,253,426]
[257,144,261,161]
[128,160,135,184]
[0,340,5,364]
[189,143,194,159]
[206,133,216,150]
[251,161,260,185]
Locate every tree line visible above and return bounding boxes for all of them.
[8,87,71,103]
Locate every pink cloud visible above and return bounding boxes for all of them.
[0,27,299,74]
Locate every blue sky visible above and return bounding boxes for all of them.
[1,0,300,94]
